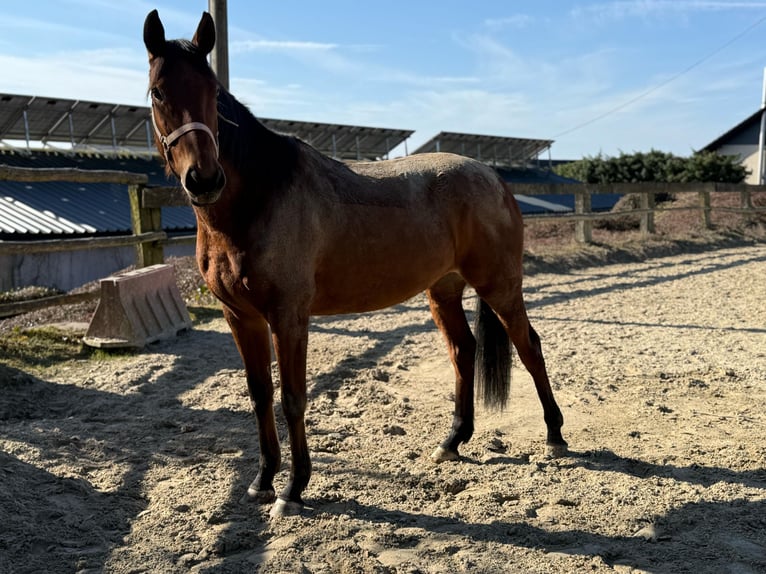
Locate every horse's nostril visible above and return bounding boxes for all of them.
[183,170,196,194]
[183,166,224,201]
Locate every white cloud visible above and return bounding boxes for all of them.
[229,78,315,119]
[483,14,535,30]
[572,1,766,22]
[231,39,339,54]
[0,52,147,104]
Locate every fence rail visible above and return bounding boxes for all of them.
[0,165,148,185]
[513,182,766,243]
[0,291,100,319]
[0,231,166,255]
[1,163,765,317]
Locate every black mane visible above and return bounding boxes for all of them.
[215,87,299,193]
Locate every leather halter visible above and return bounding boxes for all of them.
[151,105,219,159]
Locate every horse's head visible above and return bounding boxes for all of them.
[143,10,226,205]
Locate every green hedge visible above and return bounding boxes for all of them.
[554,150,749,184]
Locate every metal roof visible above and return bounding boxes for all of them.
[0,92,413,160]
[413,131,553,166]
[0,180,195,237]
[0,149,193,237]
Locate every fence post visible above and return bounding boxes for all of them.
[699,189,711,229]
[740,187,753,225]
[574,188,592,244]
[640,192,655,237]
[129,184,164,267]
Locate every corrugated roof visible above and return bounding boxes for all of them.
[0,149,194,237]
[0,180,195,237]
[0,194,97,234]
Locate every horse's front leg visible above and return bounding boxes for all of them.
[224,308,281,503]
[268,308,311,518]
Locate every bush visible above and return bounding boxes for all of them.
[555,149,749,184]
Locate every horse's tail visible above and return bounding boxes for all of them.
[474,298,512,410]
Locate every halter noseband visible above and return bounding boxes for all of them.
[151,105,219,159]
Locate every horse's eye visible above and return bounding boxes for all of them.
[150,87,165,103]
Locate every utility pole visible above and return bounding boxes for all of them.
[208,0,229,90]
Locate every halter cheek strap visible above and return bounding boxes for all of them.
[151,106,219,159]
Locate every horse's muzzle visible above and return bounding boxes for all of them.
[182,166,226,205]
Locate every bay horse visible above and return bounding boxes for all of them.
[143,10,567,518]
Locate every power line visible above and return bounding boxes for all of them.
[554,12,766,139]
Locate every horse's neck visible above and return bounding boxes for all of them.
[220,93,287,159]
[214,92,298,210]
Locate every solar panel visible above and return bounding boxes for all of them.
[263,119,413,161]
[0,94,153,149]
[413,131,553,166]
[0,92,412,160]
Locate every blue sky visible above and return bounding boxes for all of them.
[2,0,766,158]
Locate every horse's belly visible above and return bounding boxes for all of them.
[310,253,452,315]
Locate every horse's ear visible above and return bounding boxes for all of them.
[143,9,166,58]
[192,12,216,56]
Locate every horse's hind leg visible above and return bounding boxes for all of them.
[518,319,567,456]
[480,287,568,457]
[426,274,476,463]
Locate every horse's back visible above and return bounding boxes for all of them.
[300,151,524,314]
[351,151,525,279]
[348,152,503,195]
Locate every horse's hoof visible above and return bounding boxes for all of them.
[431,446,459,463]
[243,486,276,504]
[546,442,568,458]
[269,498,304,519]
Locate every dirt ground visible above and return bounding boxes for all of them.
[0,240,764,573]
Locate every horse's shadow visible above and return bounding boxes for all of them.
[310,497,766,574]
[560,448,766,490]
[207,446,765,573]
[0,306,439,573]
[0,327,269,574]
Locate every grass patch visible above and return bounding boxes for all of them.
[0,326,91,371]
[0,326,142,372]
[1,305,223,373]
[187,305,224,325]
[0,286,61,304]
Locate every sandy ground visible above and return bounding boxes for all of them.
[1,243,765,573]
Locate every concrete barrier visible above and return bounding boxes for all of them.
[84,264,192,349]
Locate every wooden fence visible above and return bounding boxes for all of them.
[514,182,766,243]
[0,164,764,317]
[0,167,188,317]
